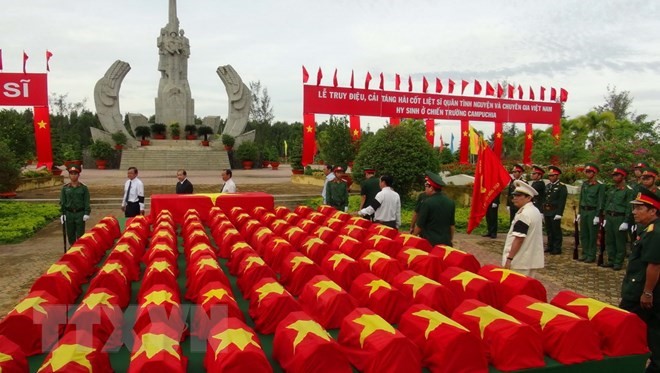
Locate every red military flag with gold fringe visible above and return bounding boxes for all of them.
[273,311,352,373]
[550,290,649,356]
[399,304,488,373]
[338,308,421,372]
[452,299,545,371]
[204,317,271,373]
[504,295,603,364]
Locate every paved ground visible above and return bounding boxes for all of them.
[0,167,628,319]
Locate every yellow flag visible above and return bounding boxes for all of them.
[284,140,288,157]
[469,127,481,155]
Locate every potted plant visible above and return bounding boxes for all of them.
[61,143,82,168]
[135,126,151,146]
[184,124,197,140]
[197,126,214,146]
[150,123,167,140]
[263,146,278,168]
[236,140,258,169]
[88,140,114,169]
[289,137,304,174]
[0,140,21,198]
[170,122,181,140]
[222,134,235,151]
[111,131,128,150]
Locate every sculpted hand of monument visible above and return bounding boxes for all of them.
[217,65,252,138]
[94,60,132,136]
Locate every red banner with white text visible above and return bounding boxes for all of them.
[304,85,561,125]
[0,73,48,106]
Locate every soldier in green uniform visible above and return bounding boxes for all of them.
[530,165,546,211]
[326,166,348,212]
[620,188,660,373]
[641,168,660,197]
[413,171,456,246]
[507,164,525,223]
[601,166,634,270]
[577,163,605,263]
[409,189,429,234]
[360,168,380,221]
[59,165,91,246]
[631,161,650,192]
[543,166,567,255]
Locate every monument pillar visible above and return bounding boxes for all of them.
[155,0,194,126]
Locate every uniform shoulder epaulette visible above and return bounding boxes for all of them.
[63,182,71,187]
[597,180,603,184]
[648,223,654,233]
[558,182,564,186]
[80,182,87,186]
[626,185,633,190]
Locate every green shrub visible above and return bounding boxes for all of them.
[135,126,151,140]
[0,202,60,243]
[222,134,236,147]
[169,123,181,137]
[150,123,167,135]
[289,136,303,170]
[197,126,214,141]
[89,140,114,160]
[0,140,21,193]
[236,140,259,162]
[317,116,354,170]
[111,131,128,146]
[353,120,439,201]
[184,124,197,136]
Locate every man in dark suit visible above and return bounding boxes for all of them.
[176,169,194,194]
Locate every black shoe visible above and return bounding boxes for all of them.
[584,258,596,263]
[550,251,562,255]
[613,265,623,271]
[490,235,497,239]
[599,262,614,268]
[482,234,491,237]
[544,248,551,253]
[578,257,587,262]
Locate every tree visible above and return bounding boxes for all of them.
[248,81,274,125]
[353,120,439,201]
[0,109,35,164]
[317,116,354,169]
[594,85,634,121]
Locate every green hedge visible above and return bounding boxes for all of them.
[0,202,60,244]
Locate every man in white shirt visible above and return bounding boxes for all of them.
[321,164,336,204]
[356,175,401,229]
[221,169,237,193]
[122,167,145,217]
[502,180,544,277]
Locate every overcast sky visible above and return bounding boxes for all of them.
[2,0,659,145]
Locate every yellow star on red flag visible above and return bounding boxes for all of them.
[13,296,49,315]
[212,328,259,357]
[202,288,235,304]
[402,248,428,266]
[143,290,178,307]
[313,280,342,298]
[38,343,94,372]
[80,291,115,311]
[306,125,314,133]
[328,253,354,270]
[353,313,395,347]
[404,275,440,297]
[450,271,487,291]
[463,305,520,338]
[526,302,579,329]
[290,255,314,271]
[362,251,391,270]
[47,263,74,283]
[566,297,623,319]
[489,268,527,283]
[365,279,391,296]
[132,333,180,360]
[413,309,468,338]
[37,120,47,129]
[255,281,286,305]
[286,319,331,352]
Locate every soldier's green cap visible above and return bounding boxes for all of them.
[548,166,562,175]
[67,164,81,173]
[424,171,446,188]
[584,163,599,173]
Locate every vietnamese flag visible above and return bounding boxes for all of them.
[461,79,468,95]
[529,86,535,100]
[395,74,401,90]
[523,123,533,165]
[425,119,434,146]
[349,70,354,89]
[507,84,514,99]
[23,51,29,73]
[33,106,54,169]
[0,336,27,372]
[45,50,53,71]
[550,87,557,101]
[497,83,504,98]
[379,72,384,90]
[493,121,503,158]
[298,275,358,329]
[332,68,338,87]
[467,137,511,234]
[560,88,568,102]
[485,82,495,96]
[518,85,523,99]
[435,78,442,93]
[302,66,309,83]
[540,86,546,100]
[473,80,482,95]
[422,76,429,93]
[448,79,455,93]
[408,76,413,92]
[364,72,372,89]
[302,113,315,166]
[316,68,322,86]
[204,317,271,373]
[37,330,113,373]
[129,323,186,372]
[349,115,361,141]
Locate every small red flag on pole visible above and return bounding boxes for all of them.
[461,80,469,95]
[474,80,482,95]
[316,67,323,86]
[46,50,53,72]
[560,88,568,103]
[518,85,523,99]
[333,68,338,87]
[497,83,504,98]
[350,70,354,89]
[302,66,309,83]
[540,86,546,101]
[395,74,401,91]
[408,76,413,92]
[507,84,514,99]
[435,78,442,93]
[485,82,495,96]
[422,77,429,93]
[550,87,557,101]
[529,86,535,100]
[379,73,384,90]
[365,72,372,89]
[448,79,455,94]
[23,51,29,74]
[0,49,3,71]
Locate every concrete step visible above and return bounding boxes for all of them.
[120,148,230,171]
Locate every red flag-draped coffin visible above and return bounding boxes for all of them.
[350,273,408,324]
[0,290,65,356]
[359,249,403,282]
[66,287,124,350]
[133,285,186,339]
[37,330,113,373]
[294,205,314,217]
[346,216,372,229]
[338,308,421,373]
[262,237,294,273]
[299,236,331,264]
[504,295,603,364]
[141,260,179,299]
[296,218,319,234]
[0,336,28,372]
[392,271,458,316]
[248,278,302,334]
[452,299,545,371]
[312,225,336,242]
[273,311,352,373]
[397,247,444,281]
[88,262,131,308]
[367,223,399,239]
[478,265,547,308]
[338,224,367,241]
[204,317,272,373]
[550,290,649,356]
[331,234,364,258]
[399,304,488,373]
[236,256,278,296]
[439,267,499,307]
[144,242,178,267]
[321,251,365,290]
[128,322,187,373]
[307,212,328,225]
[192,281,244,339]
[279,252,324,296]
[298,275,358,329]
[431,245,481,272]
[30,262,85,303]
[395,233,433,252]
[324,217,347,231]
[363,234,400,257]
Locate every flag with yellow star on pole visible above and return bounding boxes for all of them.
[32,105,54,168]
[204,317,271,373]
[430,245,481,273]
[338,308,421,372]
[302,113,316,166]
[349,273,408,324]
[425,119,435,145]
[392,270,458,316]
[0,336,28,372]
[37,330,113,373]
[349,115,361,141]
[550,290,649,356]
[523,122,534,164]
[477,264,548,309]
[129,323,186,373]
[452,299,545,371]
[248,278,303,334]
[273,311,352,373]
[298,275,358,329]
[398,304,488,373]
[279,252,324,296]
[504,295,604,364]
